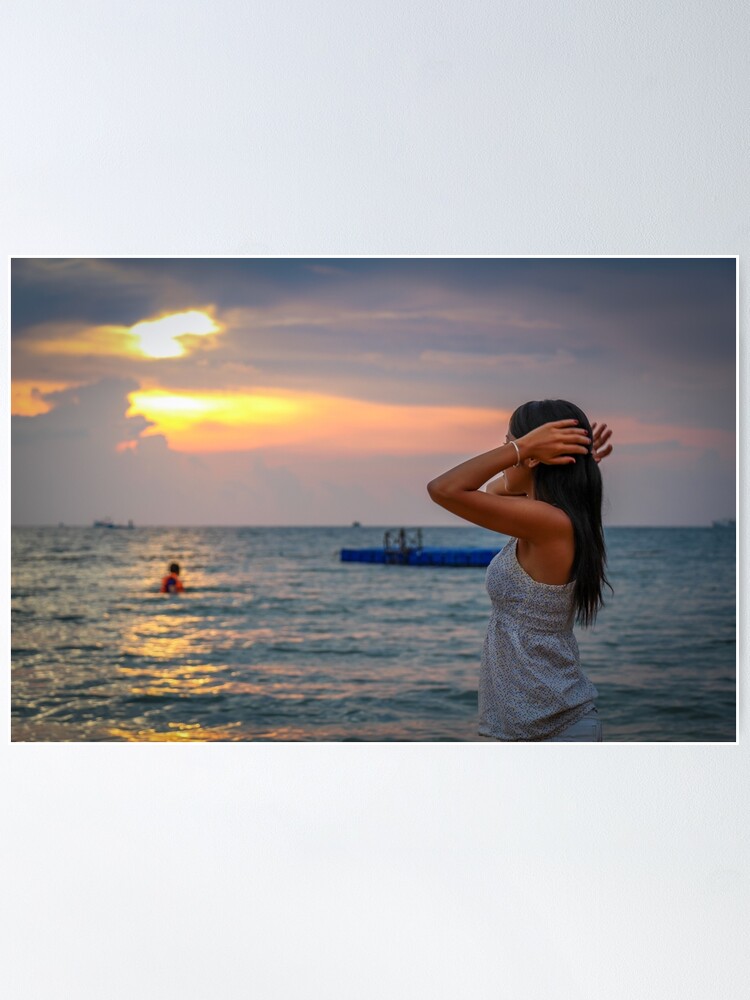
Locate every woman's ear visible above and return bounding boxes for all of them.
[527,457,540,468]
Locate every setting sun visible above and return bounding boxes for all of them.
[24,308,222,362]
[132,310,220,358]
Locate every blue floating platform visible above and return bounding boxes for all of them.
[340,546,501,567]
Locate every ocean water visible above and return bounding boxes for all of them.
[11,524,736,742]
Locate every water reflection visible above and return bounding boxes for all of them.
[122,615,202,661]
[118,662,226,698]
[108,721,244,742]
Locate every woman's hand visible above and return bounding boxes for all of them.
[591,421,614,463]
[518,419,591,465]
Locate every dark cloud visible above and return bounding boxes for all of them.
[12,258,735,375]
[12,255,731,317]
[11,260,163,336]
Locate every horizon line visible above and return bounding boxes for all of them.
[11,521,733,530]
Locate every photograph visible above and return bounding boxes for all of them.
[10,255,736,742]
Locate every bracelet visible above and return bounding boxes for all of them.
[509,439,521,467]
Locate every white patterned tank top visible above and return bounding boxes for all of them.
[478,536,599,741]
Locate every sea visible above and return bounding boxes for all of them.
[10,524,736,742]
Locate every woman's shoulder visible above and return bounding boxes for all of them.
[535,502,574,539]
[519,507,576,586]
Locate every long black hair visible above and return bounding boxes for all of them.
[509,398,613,627]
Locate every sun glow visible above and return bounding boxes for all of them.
[23,309,221,361]
[131,310,220,358]
[128,389,304,438]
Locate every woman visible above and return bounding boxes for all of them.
[427,399,614,742]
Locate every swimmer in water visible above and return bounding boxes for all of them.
[160,561,185,594]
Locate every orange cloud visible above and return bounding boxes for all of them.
[11,380,84,416]
[27,323,141,358]
[126,386,513,455]
[123,389,735,467]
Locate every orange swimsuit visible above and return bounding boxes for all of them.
[160,574,184,593]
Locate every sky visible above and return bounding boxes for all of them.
[10,256,736,527]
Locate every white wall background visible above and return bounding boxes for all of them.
[1,2,745,998]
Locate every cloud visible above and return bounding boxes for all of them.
[417,348,576,373]
[11,259,164,336]
[303,263,352,277]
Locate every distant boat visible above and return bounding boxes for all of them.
[711,518,736,529]
[93,517,135,529]
[351,521,361,527]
